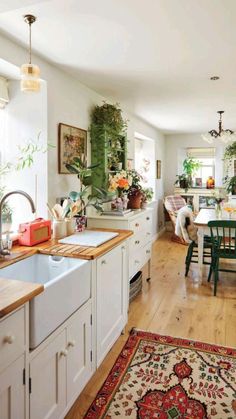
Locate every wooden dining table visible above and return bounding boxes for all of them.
[194,208,236,282]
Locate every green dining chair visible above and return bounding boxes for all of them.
[208,220,236,296]
[185,236,214,280]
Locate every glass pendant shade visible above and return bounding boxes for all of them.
[20,15,40,93]
[20,63,40,92]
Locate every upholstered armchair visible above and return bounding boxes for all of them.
[164,195,187,244]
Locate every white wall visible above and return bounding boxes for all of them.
[164,133,225,196]
[0,79,47,229]
[0,32,166,233]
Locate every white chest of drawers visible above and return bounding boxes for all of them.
[87,208,153,280]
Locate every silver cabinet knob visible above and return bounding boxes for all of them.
[146,217,150,220]
[4,335,15,344]
[121,246,125,250]
[135,260,140,264]
[146,250,151,254]
[135,223,139,227]
[101,260,107,265]
[60,349,68,357]
[135,240,140,244]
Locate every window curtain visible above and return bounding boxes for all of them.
[0,76,9,109]
[187,147,215,159]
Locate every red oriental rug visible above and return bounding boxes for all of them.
[84,329,236,419]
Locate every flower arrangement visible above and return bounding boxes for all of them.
[108,170,132,196]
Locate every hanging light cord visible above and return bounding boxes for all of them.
[28,21,32,64]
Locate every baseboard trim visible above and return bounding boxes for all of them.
[152,227,166,242]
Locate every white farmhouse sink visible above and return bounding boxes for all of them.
[0,254,91,348]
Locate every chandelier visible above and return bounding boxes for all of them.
[201,111,236,144]
[20,14,40,92]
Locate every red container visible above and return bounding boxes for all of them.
[18,218,51,246]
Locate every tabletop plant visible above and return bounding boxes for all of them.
[66,155,108,213]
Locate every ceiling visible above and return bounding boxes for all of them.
[1,0,236,134]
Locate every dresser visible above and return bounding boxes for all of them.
[87,208,153,281]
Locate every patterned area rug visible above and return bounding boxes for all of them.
[85,329,236,418]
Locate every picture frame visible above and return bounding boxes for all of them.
[58,123,87,174]
[156,160,161,179]
[195,177,202,187]
[127,158,134,170]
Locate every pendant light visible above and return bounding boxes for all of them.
[20,14,40,92]
[201,111,236,144]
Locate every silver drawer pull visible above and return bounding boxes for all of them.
[4,335,15,344]
[135,260,140,264]
[146,217,150,220]
[60,349,68,357]
[135,240,140,244]
[67,340,75,348]
[135,223,139,227]
[101,260,107,265]
[146,232,151,235]
[121,246,125,250]
[146,250,151,254]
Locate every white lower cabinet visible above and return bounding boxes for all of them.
[66,302,92,408]
[0,355,25,419]
[29,300,93,419]
[96,243,128,367]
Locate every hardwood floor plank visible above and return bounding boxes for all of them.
[65,232,236,419]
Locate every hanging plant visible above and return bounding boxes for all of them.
[223,141,236,190]
[91,102,127,133]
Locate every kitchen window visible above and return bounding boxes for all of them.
[187,147,215,186]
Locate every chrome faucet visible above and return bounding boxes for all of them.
[0,190,36,257]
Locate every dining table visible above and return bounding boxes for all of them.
[194,208,236,283]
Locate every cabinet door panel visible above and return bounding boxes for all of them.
[0,355,25,419]
[97,245,126,365]
[67,301,92,405]
[30,330,66,419]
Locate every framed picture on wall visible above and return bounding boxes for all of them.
[156,160,161,179]
[58,123,87,174]
[127,158,134,170]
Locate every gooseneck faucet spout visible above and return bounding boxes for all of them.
[0,190,36,256]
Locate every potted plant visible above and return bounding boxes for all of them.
[127,170,143,209]
[225,176,236,195]
[141,187,154,209]
[175,174,190,190]
[182,158,201,187]
[66,155,108,230]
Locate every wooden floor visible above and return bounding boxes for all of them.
[66,232,236,419]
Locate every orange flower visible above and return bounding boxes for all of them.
[117,178,129,189]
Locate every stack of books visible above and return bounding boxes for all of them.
[101,209,133,216]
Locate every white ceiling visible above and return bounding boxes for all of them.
[1,0,236,133]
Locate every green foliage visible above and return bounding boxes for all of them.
[91,102,127,133]
[90,102,128,193]
[224,176,236,194]
[141,187,153,202]
[183,158,201,176]
[16,132,54,171]
[66,155,99,188]
[224,141,236,161]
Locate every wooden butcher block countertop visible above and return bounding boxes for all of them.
[0,228,132,318]
[0,278,44,318]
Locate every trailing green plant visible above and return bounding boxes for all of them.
[90,102,128,193]
[223,141,236,161]
[224,175,236,195]
[91,102,127,133]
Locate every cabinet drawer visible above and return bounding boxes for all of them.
[0,307,25,373]
[129,249,144,279]
[129,232,144,252]
[129,217,143,234]
[143,242,152,265]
